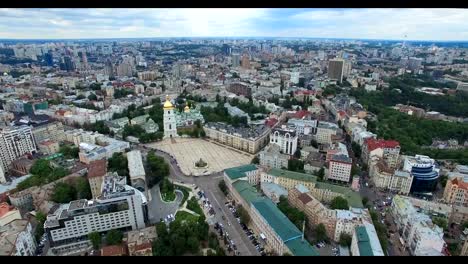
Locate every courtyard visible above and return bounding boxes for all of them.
[148,138,253,176]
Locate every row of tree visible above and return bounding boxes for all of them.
[17,159,70,191]
[146,151,170,188]
[51,177,92,204]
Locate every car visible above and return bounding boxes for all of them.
[233,245,237,250]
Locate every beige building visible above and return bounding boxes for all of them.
[204,122,270,154]
[362,138,400,169]
[0,202,22,227]
[443,177,468,207]
[327,154,353,183]
[87,159,107,199]
[124,226,157,256]
[369,157,413,195]
[288,185,337,239]
[37,140,60,155]
[461,240,468,256]
[315,122,338,145]
[32,121,65,143]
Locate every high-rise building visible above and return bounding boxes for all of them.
[231,53,241,68]
[403,155,440,194]
[222,44,231,56]
[241,54,250,69]
[163,95,178,139]
[44,50,54,66]
[328,59,345,83]
[44,175,147,253]
[62,55,75,72]
[408,57,423,72]
[0,126,37,183]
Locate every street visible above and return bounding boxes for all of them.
[147,184,183,224]
[139,144,259,256]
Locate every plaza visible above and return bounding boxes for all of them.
[148,138,253,176]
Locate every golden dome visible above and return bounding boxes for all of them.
[184,104,190,113]
[163,95,174,109]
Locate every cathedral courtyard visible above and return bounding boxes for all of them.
[147,138,253,176]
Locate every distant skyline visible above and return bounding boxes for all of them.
[0,8,467,41]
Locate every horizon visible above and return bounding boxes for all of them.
[0,8,467,41]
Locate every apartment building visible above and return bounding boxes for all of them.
[45,175,147,252]
[259,144,289,169]
[362,138,400,169]
[443,177,468,207]
[369,157,413,195]
[32,121,65,144]
[391,195,446,256]
[0,126,37,183]
[87,159,107,199]
[204,122,271,154]
[315,121,339,145]
[350,223,385,256]
[0,219,36,256]
[327,154,353,183]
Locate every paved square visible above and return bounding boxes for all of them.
[148,138,253,176]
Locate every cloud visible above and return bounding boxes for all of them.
[0,8,466,40]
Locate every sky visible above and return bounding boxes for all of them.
[0,8,467,41]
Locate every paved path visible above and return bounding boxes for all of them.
[147,184,183,224]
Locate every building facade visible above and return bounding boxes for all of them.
[259,144,289,169]
[270,127,298,155]
[327,154,353,183]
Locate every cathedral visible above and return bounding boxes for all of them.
[163,95,178,139]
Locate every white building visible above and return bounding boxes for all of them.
[0,126,37,183]
[44,175,147,252]
[287,118,318,135]
[259,144,289,169]
[327,154,353,183]
[391,195,446,256]
[334,208,372,241]
[163,95,178,139]
[127,150,146,192]
[270,126,298,155]
[0,219,37,256]
[350,222,384,256]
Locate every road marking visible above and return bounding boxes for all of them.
[213,176,222,179]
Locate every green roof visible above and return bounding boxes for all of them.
[232,180,262,205]
[225,164,258,180]
[252,198,302,241]
[285,238,319,256]
[315,182,363,208]
[355,226,374,256]
[267,168,317,183]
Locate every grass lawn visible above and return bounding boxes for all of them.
[174,184,191,206]
[187,197,204,216]
[161,188,176,202]
[175,211,199,224]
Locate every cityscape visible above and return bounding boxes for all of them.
[1,8,468,257]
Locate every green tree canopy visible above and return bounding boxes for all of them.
[330,196,349,210]
[106,229,123,245]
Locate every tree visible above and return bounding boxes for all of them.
[35,212,46,241]
[108,152,129,176]
[288,159,304,172]
[147,151,170,188]
[330,196,349,210]
[51,182,77,204]
[432,216,448,231]
[339,233,352,247]
[351,142,362,159]
[89,232,102,250]
[59,144,79,159]
[316,168,325,182]
[88,93,97,101]
[75,177,92,199]
[314,223,328,243]
[237,205,250,225]
[251,156,259,164]
[294,148,301,159]
[310,139,319,148]
[106,229,123,245]
[76,94,85,100]
[218,180,228,196]
[362,197,369,207]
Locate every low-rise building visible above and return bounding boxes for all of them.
[350,223,385,256]
[44,175,147,251]
[270,126,298,155]
[259,144,289,169]
[443,177,468,207]
[260,182,287,204]
[0,219,36,256]
[369,157,413,195]
[204,122,270,154]
[391,195,446,256]
[327,154,353,183]
[362,138,400,169]
[127,150,146,193]
[38,140,60,155]
[0,202,21,226]
[314,121,339,145]
[124,226,157,256]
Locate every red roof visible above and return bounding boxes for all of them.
[0,202,14,218]
[451,178,468,190]
[101,245,127,256]
[338,110,347,117]
[365,138,400,152]
[294,90,316,96]
[87,159,107,178]
[293,110,311,119]
[265,118,278,128]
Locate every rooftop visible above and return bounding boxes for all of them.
[365,138,400,152]
[224,164,258,180]
[355,225,374,256]
[87,159,107,178]
[267,168,317,183]
[285,237,319,256]
[314,182,363,208]
[232,180,262,205]
[205,122,270,140]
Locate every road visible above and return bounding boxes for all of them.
[147,184,183,224]
[138,144,259,256]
